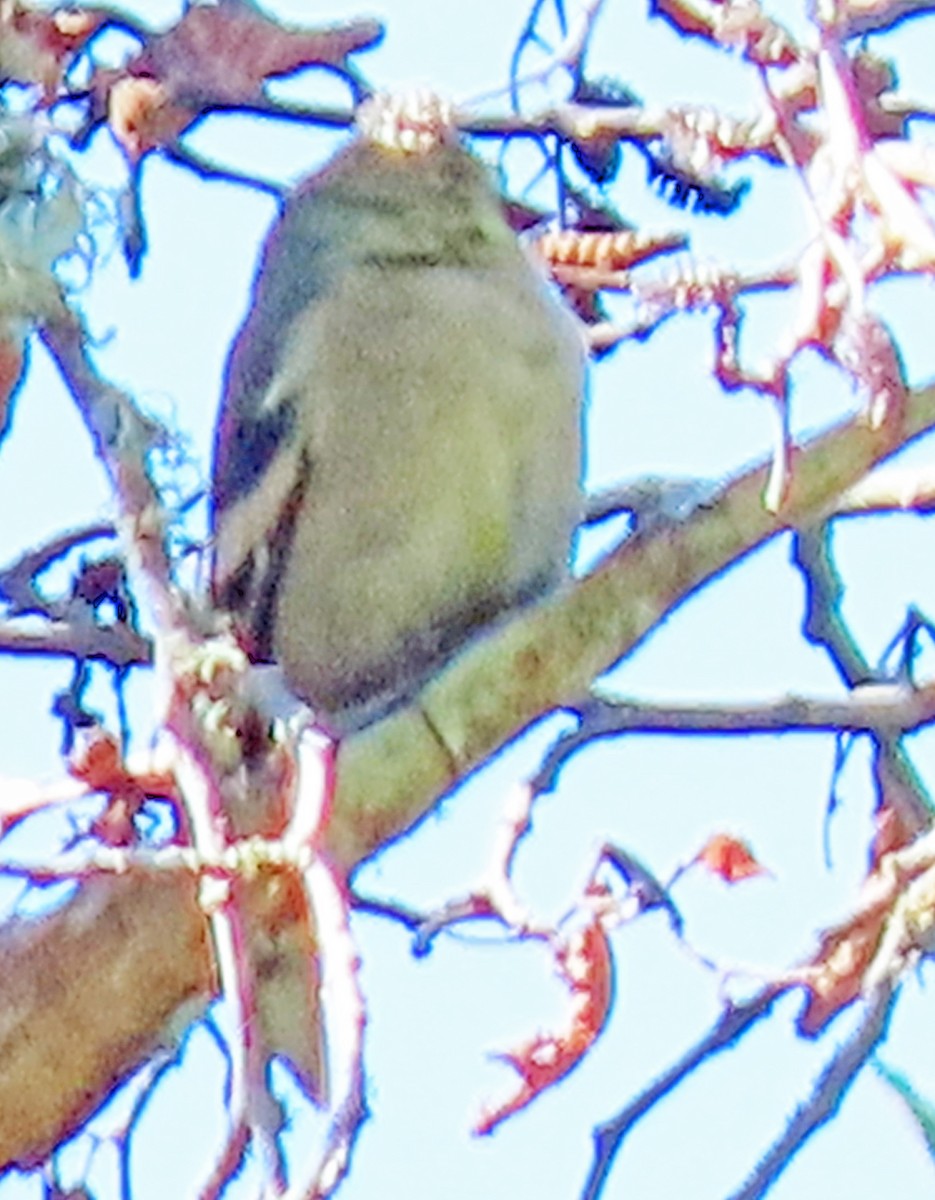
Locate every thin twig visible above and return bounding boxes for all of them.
[725,983,897,1200]
[580,987,785,1200]
[0,618,149,670]
[793,525,933,835]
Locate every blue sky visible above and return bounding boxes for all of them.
[3,2,935,1198]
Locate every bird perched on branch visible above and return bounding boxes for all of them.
[211,92,585,735]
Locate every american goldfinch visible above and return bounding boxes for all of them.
[211,94,584,734]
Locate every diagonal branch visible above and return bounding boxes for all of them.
[726,983,897,1200]
[3,368,935,1170]
[325,382,935,869]
[581,986,785,1200]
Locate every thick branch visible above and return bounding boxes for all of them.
[0,868,212,1168]
[325,383,935,869]
[2,384,935,1168]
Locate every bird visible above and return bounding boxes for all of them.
[211,92,585,736]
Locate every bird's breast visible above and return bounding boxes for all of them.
[269,257,584,728]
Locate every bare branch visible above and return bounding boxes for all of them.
[581,987,785,1200]
[0,523,114,614]
[599,686,935,735]
[831,0,935,38]
[38,317,182,641]
[0,617,149,670]
[0,868,213,1168]
[325,382,935,868]
[725,984,897,1200]
[793,525,934,835]
[834,463,935,514]
[651,0,802,67]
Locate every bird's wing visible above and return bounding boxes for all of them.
[211,401,307,598]
[210,190,333,616]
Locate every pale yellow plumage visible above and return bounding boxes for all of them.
[212,95,584,733]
